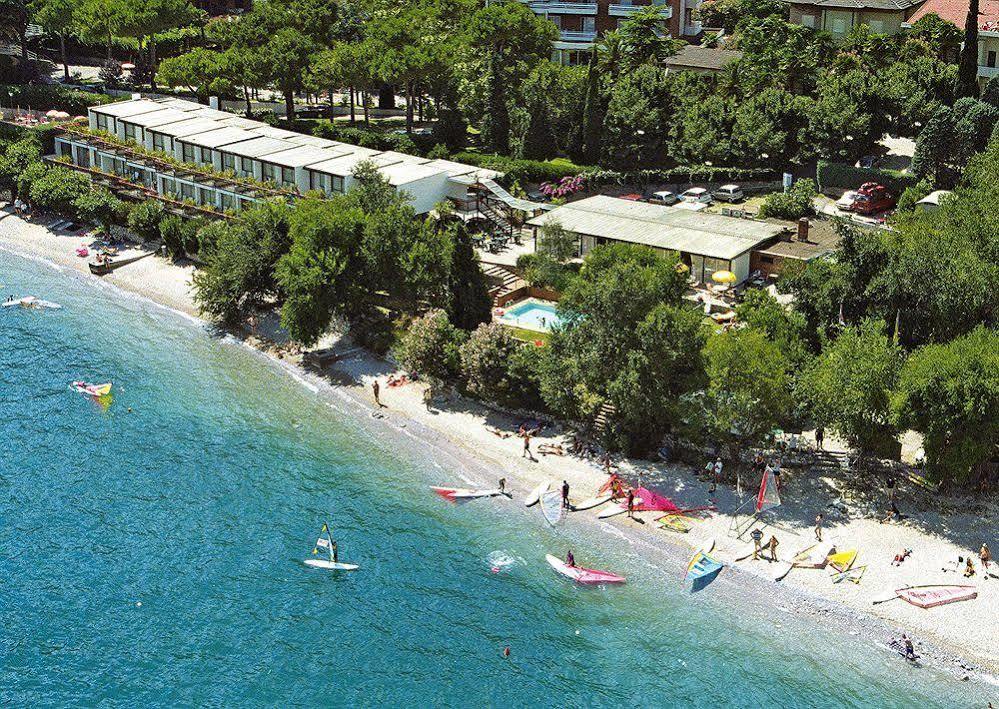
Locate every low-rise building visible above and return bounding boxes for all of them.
[526,195,785,283]
[785,0,925,39]
[53,96,502,216]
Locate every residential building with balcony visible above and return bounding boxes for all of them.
[53,97,504,217]
[905,0,999,89]
[784,0,925,39]
[514,0,688,65]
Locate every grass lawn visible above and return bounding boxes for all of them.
[505,326,551,345]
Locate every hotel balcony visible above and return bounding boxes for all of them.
[609,2,672,16]
[531,0,598,13]
[978,65,999,78]
[559,29,598,42]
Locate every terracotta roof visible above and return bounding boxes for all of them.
[907,0,999,28]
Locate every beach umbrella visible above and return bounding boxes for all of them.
[711,270,736,284]
[73,116,88,123]
[121,62,136,70]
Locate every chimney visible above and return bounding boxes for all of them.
[209,96,220,110]
[797,217,809,242]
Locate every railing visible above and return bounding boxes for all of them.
[532,1,598,12]
[609,2,671,14]
[978,65,999,78]
[559,29,597,41]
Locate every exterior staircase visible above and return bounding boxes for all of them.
[482,263,525,305]
[592,402,617,438]
[479,198,514,239]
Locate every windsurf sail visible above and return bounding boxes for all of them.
[685,551,724,582]
[896,585,977,609]
[755,467,780,513]
[540,489,566,526]
[598,473,624,496]
[827,549,857,572]
[657,514,692,533]
[630,487,679,513]
[312,522,336,561]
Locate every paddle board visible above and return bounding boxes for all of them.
[304,559,359,571]
[545,554,626,585]
[572,492,613,511]
[524,480,551,507]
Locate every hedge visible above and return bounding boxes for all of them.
[1,85,115,116]
[816,161,919,195]
[451,152,587,184]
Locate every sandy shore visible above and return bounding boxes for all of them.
[2,207,997,688]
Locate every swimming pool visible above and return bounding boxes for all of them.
[498,298,563,332]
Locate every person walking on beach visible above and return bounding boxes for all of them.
[767,535,779,562]
[523,433,536,462]
[751,528,763,560]
[713,457,723,481]
[814,513,823,542]
[886,474,896,504]
[561,480,570,508]
[498,478,506,495]
[815,427,824,450]
[981,543,992,575]
[626,488,636,519]
[602,452,612,475]
[902,634,916,661]
[423,386,432,411]
[372,379,384,407]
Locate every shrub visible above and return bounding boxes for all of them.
[0,84,115,116]
[426,143,450,160]
[159,214,187,257]
[395,309,466,383]
[28,167,90,215]
[460,323,520,404]
[352,310,404,356]
[758,178,817,220]
[73,186,126,235]
[816,161,919,195]
[127,200,166,241]
[894,177,934,214]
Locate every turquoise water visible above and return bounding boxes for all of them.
[500,299,562,332]
[0,249,987,707]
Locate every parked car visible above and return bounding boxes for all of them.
[713,184,744,202]
[647,190,679,205]
[849,182,895,215]
[835,190,859,211]
[680,187,713,204]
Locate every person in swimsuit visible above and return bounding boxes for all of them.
[566,550,575,567]
[902,634,916,660]
[561,480,570,507]
[626,489,635,519]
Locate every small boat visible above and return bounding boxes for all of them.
[685,550,724,584]
[545,554,625,585]
[540,489,566,526]
[303,522,358,571]
[524,480,551,507]
[71,381,112,398]
[896,585,977,609]
[571,492,613,511]
[827,549,857,573]
[2,295,62,310]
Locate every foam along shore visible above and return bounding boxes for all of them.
[2,206,997,684]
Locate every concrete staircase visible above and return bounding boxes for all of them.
[592,402,617,438]
[482,263,525,305]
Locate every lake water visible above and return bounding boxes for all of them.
[0,249,986,707]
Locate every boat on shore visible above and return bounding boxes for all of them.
[896,585,978,609]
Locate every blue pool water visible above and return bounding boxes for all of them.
[0,249,988,706]
[499,298,563,332]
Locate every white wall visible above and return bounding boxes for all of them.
[396,172,448,215]
[731,252,751,284]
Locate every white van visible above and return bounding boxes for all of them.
[713,184,744,202]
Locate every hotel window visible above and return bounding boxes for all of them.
[200,147,213,165]
[261,162,277,182]
[582,16,595,33]
[239,156,254,176]
[123,123,137,142]
[180,182,196,200]
[332,175,344,193]
[161,177,175,196]
[182,142,196,163]
[548,14,562,29]
[198,187,214,206]
[310,170,330,194]
[281,166,295,186]
[802,14,815,27]
[832,18,846,32]
[989,51,997,68]
[151,132,166,152]
[222,152,235,172]
[96,114,109,132]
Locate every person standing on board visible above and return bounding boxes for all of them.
[814,513,823,542]
[561,480,570,508]
[902,634,916,660]
[566,550,575,567]
[331,538,338,564]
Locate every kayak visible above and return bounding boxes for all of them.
[545,554,625,584]
[685,551,724,582]
[303,558,359,571]
[896,585,978,609]
[71,381,112,398]
[572,492,613,511]
[524,480,551,507]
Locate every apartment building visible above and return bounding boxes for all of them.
[53,97,501,216]
[515,0,694,65]
[784,0,925,39]
[905,0,999,90]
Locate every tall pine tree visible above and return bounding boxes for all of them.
[954,0,980,99]
[582,48,603,165]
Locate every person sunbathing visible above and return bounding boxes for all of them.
[964,557,976,577]
[892,549,912,566]
[537,443,564,456]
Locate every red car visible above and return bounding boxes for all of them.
[849,182,896,215]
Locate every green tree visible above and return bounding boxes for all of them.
[954,0,980,98]
[735,289,811,368]
[686,328,791,455]
[27,167,89,215]
[127,199,166,241]
[460,322,533,407]
[758,178,816,220]
[73,186,126,235]
[801,319,903,454]
[581,48,603,164]
[30,0,77,81]
[536,220,577,262]
[76,0,130,60]
[446,225,492,331]
[0,137,41,200]
[911,105,954,184]
[617,5,679,70]
[891,327,999,485]
[982,75,999,109]
[602,63,673,168]
[266,27,316,120]
[157,48,232,104]
[396,308,466,383]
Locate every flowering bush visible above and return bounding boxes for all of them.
[539,175,586,199]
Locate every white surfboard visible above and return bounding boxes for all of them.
[572,492,613,511]
[524,480,551,507]
[304,559,359,571]
[597,497,643,519]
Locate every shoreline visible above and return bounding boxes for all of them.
[2,210,996,693]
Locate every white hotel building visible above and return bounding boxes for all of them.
[53,96,502,216]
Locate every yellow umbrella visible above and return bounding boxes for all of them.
[712,270,736,284]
